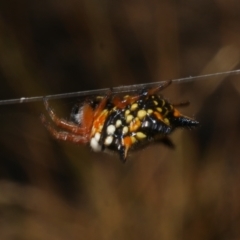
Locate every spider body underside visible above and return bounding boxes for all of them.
[41,81,199,162]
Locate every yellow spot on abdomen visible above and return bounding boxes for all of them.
[122,126,129,135]
[125,109,130,117]
[164,118,170,125]
[147,109,153,114]
[137,110,147,120]
[126,115,134,123]
[136,132,147,139]
[130,103,138,111]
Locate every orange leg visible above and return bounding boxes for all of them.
[112,95,140,109]
[121,136,133,161]
[41,115,90,143]
[43,99,93,134]
[43,90,111,136]
[147,80,172,96]
[93,91,111,119]
[112,80,172,109]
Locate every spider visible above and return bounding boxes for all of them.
[41,80,199,162]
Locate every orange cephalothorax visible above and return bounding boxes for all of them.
[41,81,199,162]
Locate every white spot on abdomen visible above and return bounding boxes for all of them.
[104,136,113,146]
[107,125,116,135]
[94,132,101,142]
[90,137,102,152]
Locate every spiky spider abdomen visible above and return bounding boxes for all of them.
[41,81,199,162]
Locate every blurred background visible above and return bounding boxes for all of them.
[1,0,240,239]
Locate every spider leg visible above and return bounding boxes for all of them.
[41,114,89,143]
[43,98,92,134]
[146,80,172,96]
[112,80,173,109]
[112,95,140,109]
[119,136,135,162]
[93,90,111,119]
[172,101,190,108]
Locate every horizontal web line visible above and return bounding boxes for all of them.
[0,69,240,105]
